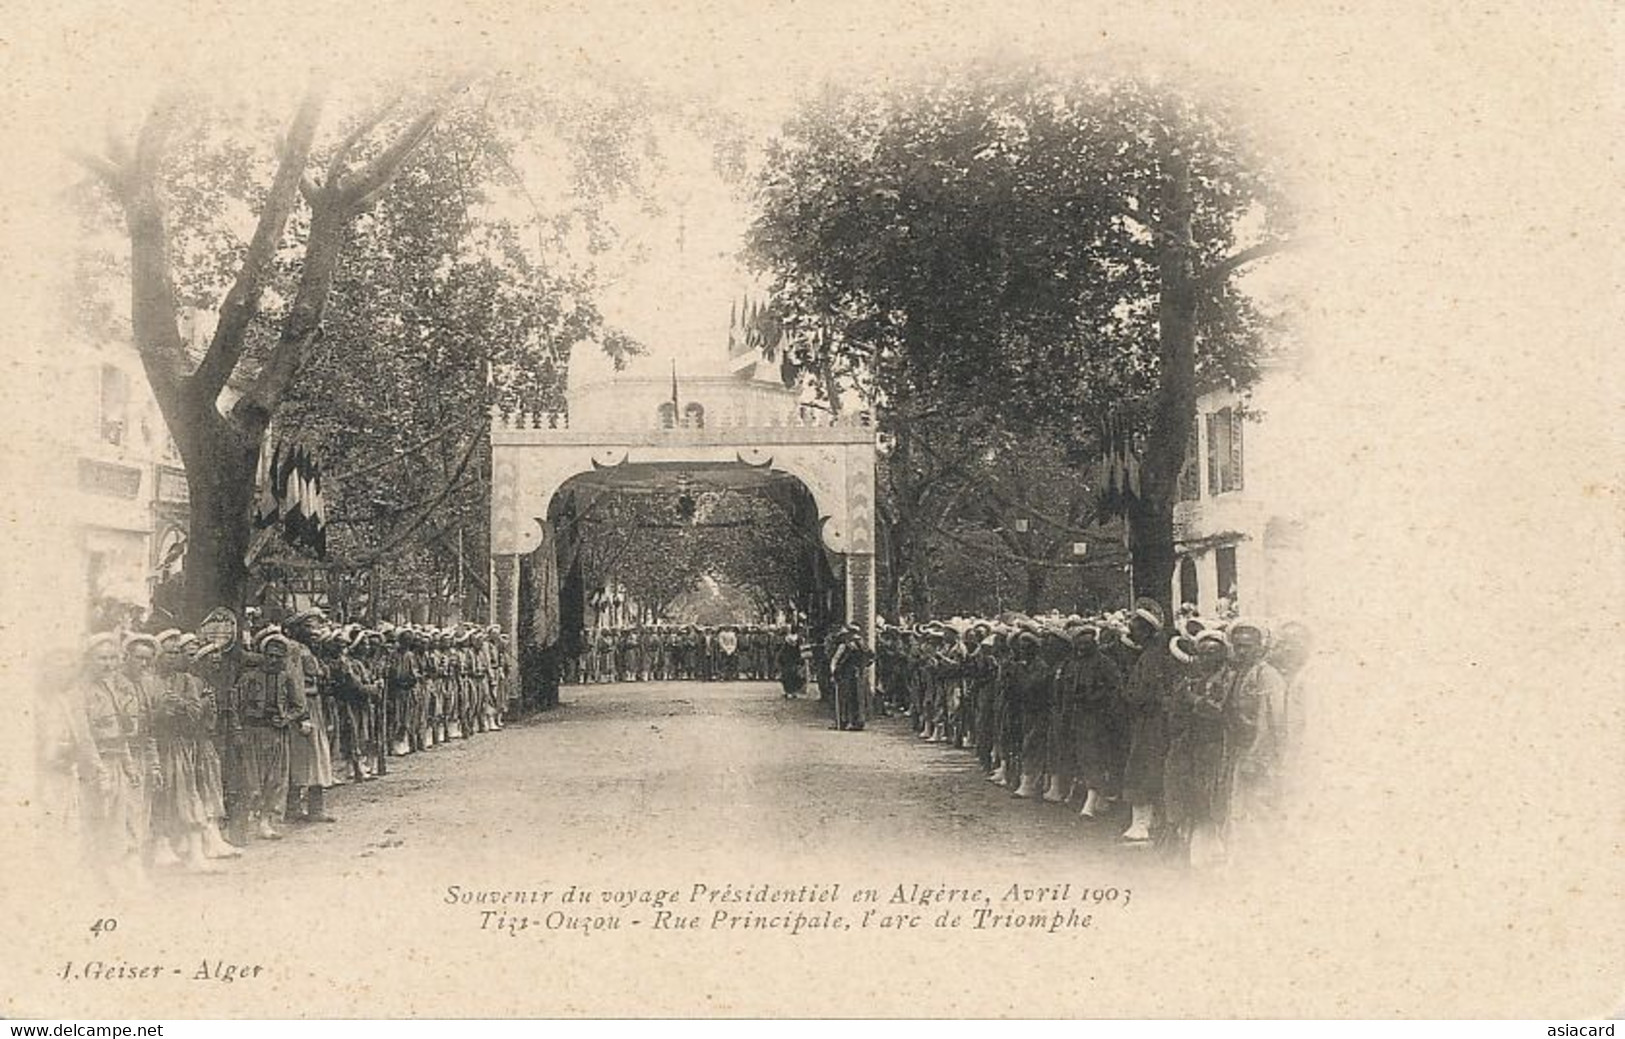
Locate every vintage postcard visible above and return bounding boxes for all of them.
[0,0,1619,1021]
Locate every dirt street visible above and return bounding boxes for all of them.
[36,680,1185,1018]
[210,679,1161,883]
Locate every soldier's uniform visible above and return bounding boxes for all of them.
[431,633,457,740]
[81,635,149,889]
[284,619,337,822]
[993,634,1039,789]
[717,628,738,681]
[483,627,507,728]
[1119,604,1176,842]
[1159,632,1220,861]
[969,633,1002,773]
[468,634,490,731]
[151,634,225,870]
[1013,631,1067,798]
[120,634,166,865]
[388,631,421,755]
[942,634,970,746]
[185,641,238,856]
[701,628,718,681]
[829,626,871,731]
[904,632,928,734]
[625,629,643,682]
[329,632,367,781]
[601,628,618,682]
[597,627,612,682]
[235,634,304,839]
[1071,629,1122,819]
[452,633,477,737]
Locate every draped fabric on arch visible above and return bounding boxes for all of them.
[526,520,561,651]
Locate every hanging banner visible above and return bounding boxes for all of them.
[527,521,561,650]
[1096,413,1142,517]
[252,433,329,558]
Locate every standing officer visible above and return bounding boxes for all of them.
[283,611,337,824]
[1119,599,1174,842]
[829,624,872,731]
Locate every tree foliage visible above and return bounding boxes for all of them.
[559,484,825,623]
[748,62,1295,614]
[70,73,664,622]
[265,93,647,620]
[73,78,471,619]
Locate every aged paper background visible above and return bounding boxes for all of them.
[0,0,1620,1019]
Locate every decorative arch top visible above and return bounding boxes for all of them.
[490,426,875,558]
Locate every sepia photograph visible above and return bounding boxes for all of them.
[0,0,1619,1024]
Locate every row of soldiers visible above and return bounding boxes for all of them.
[566,624,796,685]
[875,600,1312,866]
[35,608,513,893]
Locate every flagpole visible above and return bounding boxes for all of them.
[671,359,680,425]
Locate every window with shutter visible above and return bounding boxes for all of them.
[1177,556,1199,607]
[1215,546,1238,602]
[1228,408,1245,492]
[1178,424,1201,501]
[98,364,129,446]
[1205,406,1244,495]
[1206,411,1222,497]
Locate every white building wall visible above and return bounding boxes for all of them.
[1171,370,1310,620]
[61,335,187,624]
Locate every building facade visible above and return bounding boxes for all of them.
[1170,373,1309,620]
[62,331,193,627]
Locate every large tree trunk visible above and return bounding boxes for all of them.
[882,414,937,622]
[1022,564,1047,615]
[901,548,933,621]
[176,416,261,623]
[1133,141,1201,615]
[88,90,454,635]
[877,515,903,619]
[1128,491,1177,611]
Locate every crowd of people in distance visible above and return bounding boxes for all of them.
[564,620,876,733]
[565,624,808,686]
[34,607,512,893]
[874,599,1313,868]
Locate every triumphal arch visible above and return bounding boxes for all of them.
[487,327,878,711]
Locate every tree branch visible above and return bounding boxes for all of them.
[121,93,192,419]
[343,476,479,567]
[230,88,465,431]
[326,98,400,188]
[68,149,124,192]
[192,89,326,406]
[336,107,438,212]
[908,431,1102,538]
[323,418,484,482]
[345,428,484,525]
[335,79,472,214]
[426,526,489,597]
[1199,238,1294,287]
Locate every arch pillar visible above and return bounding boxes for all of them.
[490,553,520,686]
[844,551,876,721]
